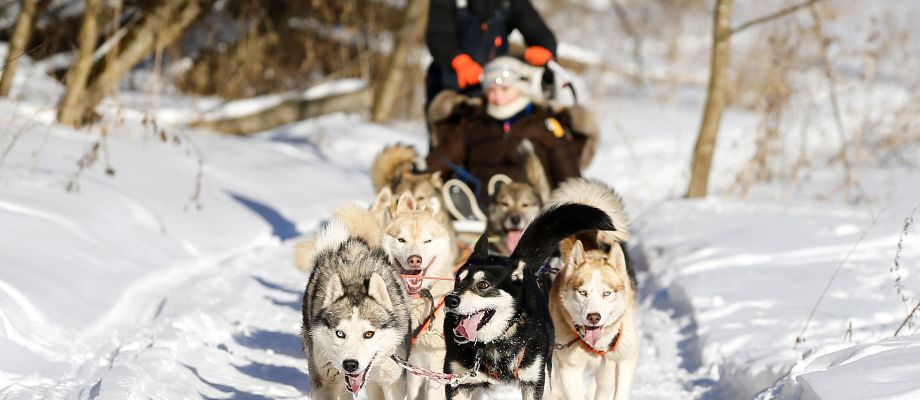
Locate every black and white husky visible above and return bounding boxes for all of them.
[442,203,617,399]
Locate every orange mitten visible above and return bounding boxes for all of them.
[523,46,553,66]
[452,54,483,89]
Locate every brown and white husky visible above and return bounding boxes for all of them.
[547,178,639,400]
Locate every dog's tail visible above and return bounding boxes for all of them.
[509,203,615,270]
[371,144,421,193]
[548,178,630,244]
[294,204,382,274]
[518,139,551,203]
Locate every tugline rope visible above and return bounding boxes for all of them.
[400,274,457,281]
[393,240,480,382]
[398,239,472,285]
[390,354,481,387]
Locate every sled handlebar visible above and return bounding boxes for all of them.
[546,60,578,105]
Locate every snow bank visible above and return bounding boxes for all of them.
[639,197,920,399]
[759,336,920,400]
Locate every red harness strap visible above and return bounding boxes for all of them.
[512,349,527,379]
[483,348,528,380]
[411,299,446,346]
[572,322,625,356]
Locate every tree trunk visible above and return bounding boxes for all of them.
[191,88,373,136]
[687,0,734,198]
[371,0,428,122]
[58,0,102,126]
[66,0,211,126]
[0,0,51,96]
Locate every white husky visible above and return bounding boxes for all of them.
[548,179,639,400]
[383,192,459,400]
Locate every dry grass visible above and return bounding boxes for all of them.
[726,2,920,200]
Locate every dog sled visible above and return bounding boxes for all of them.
[427,60,599,233]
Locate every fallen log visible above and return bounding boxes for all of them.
[190,87,372,136]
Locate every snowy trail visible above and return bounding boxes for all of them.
[38,237,312,399]
[51,234,713,399]
[8,106,717,398]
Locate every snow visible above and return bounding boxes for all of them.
[2,9,920,398]
[759,335,920,400]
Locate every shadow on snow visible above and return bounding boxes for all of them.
[229,192,300,241]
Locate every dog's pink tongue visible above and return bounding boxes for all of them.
[583,327,603,347]
[345,371,366,394]
[506,230,524,252]
[455,311,484,341]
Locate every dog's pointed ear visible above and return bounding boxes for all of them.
[609,242,627,274]
[367,273,394,311]
[322,274,344,309]
[557,237,575,265]
[488,174,512,197]
[395,192,416,214]
[569,240,586,268]
[424,197,441,216]
[471,234,490,260]
[431,171,444,187]
[372,187,392,211]
[372,187,394,223]
[512,260,526,281]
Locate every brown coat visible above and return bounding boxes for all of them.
[427,103,585,193]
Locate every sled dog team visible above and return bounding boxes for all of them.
[296,145,639,400]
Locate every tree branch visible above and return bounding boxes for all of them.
[726,0,827,38]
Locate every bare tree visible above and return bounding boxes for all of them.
[371,0,428,122]
[687,0,827,197]
[58,0,102,126]
[687,0,733,198]
[60,0,213,126]
[0,0,52,96]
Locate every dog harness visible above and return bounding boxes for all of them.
[409,240,472,346]
[554,321,625,356]
[481,347,528,380]
[411,299,446,346]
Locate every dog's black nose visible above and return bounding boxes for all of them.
[509,215,521,225]
[445,294,461,309]
[343,359,360,373]
[587,313,601,325]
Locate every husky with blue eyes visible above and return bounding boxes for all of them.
[442,203,617,400]
[299,206,411,400]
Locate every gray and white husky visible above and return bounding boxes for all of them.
[300,208,411,400]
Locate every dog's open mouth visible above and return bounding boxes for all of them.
[399,257,436,297]
[453,309,495,343]
[504,230,523,251]
[344,361,372,394]
[578,325,604,347]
